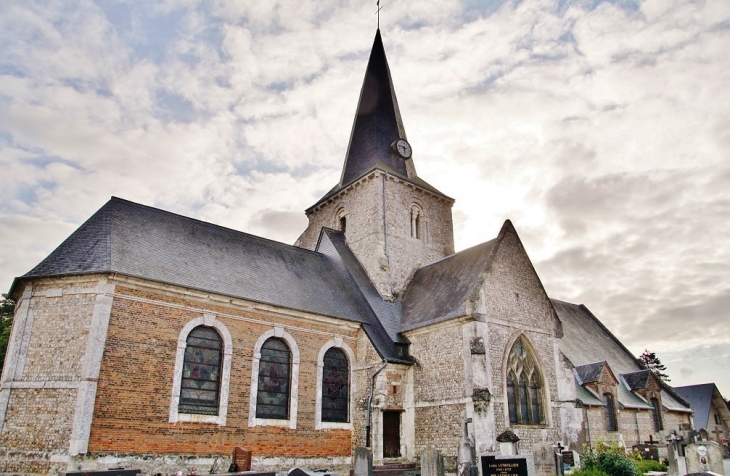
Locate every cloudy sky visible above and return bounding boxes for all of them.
[1,0,729,396]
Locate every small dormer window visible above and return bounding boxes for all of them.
[651,398,663,431]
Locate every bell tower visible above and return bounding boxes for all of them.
[296,30,454,300]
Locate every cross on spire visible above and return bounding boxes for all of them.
[375,1,383,28]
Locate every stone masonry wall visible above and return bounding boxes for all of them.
[406,321,466,469]
[0,276,109,475]
[296,171,454,299]
[473,228,564,457]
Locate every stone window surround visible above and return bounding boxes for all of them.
[315,337,355,430]
[335,206,348,233]
[501,331,552,428]
[408,200,429,242]
[169,313,233,426]
[249,327,300,429]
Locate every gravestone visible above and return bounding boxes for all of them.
[353,447,373,476]
[532,443,555,476]
[481,456,529,476]
[235,447,252,472]
[421,448,445,476]
[685,442,725,475]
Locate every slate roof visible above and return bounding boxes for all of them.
[307,30,450,212]
[623,369,654,391]
[13,197,407,362]
[674,383,730,430]
[400,237,497,332]
[674,383,715,429]
[575,361,608,384]
[553,299,690,412]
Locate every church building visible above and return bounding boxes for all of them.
[0,30,693,476]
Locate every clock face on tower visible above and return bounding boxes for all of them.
[391,139,412,159]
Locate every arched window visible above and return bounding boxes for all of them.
[336,208,347,233]
[256,337,292,420]
[322,347,349,423]
[179,326,223,415]
[506,337,544,425]
[410,205,421,239]
[651,398,663,431]
[604,393,617,431]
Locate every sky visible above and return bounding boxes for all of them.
[1,0,729,397]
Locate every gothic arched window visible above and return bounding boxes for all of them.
[604,393,617,431]
[256,337,292,420]
[506,337,544,425]
[321,347,349,423]
[179,326,223,415]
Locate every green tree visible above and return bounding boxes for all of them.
[638,349,670,382]
[0,294,15,368]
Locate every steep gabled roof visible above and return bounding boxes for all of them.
[316,228,410,363]
[674,383,730,430]
[400,238,497,332]
[13,198,370,324]
[575,361,609,385]
[622,369,655,391]
[553,299,691,412]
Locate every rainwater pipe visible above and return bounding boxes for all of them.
[366,361,388,448]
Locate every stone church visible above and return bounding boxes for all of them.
[0,30,693,476]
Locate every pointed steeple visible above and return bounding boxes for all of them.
[339,29,415,187]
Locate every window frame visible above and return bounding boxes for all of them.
[603,393,618,431]
[651,397,663,431]
[169,314,233,425]
[315,338,355,430]
[248,327,300,429]
[504,334,548,427]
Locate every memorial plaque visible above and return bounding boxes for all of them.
[481,456,528,476]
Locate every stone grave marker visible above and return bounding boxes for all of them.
[353,447,373,476]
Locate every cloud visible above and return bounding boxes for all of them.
[1,0,729,396]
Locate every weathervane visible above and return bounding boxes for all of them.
[375,0,382,28]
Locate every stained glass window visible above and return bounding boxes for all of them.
[256,338,291,420]
[506,337,544,425]
[322,347,349,423]
[179,326,222,415]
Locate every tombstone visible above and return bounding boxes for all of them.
[458,418,474,476]
[228,447,252,473]
[289,468,319,476]
[685,442,725,475]
[353,447,373,476]
[421,448,445,476]
[481,456,530,476]
[532,443,554,476]
[496,430,520,456]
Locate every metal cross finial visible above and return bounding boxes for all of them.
[375,1,382,29]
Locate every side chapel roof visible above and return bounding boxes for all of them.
[553,299,690,412]
[674,383,730,430]
[12,197,408,362]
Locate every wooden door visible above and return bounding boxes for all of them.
[383,411,401,458]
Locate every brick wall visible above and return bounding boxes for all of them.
[88,283,359,464]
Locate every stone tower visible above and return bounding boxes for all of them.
[296,30,455,300]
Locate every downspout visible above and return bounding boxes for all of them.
[381,173,393,298]
[366,361,388,448]
[635,410,641,444]
[584,406,592,448]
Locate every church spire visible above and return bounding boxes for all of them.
[339,29,415,188]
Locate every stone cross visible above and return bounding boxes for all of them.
[353,447,373,476]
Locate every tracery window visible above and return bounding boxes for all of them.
[179,326,223,415]
[322,347,349,423]
[506,337,544,425]
[604,393,617,431]
[651,398,663,431]
[256,337,291,420]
